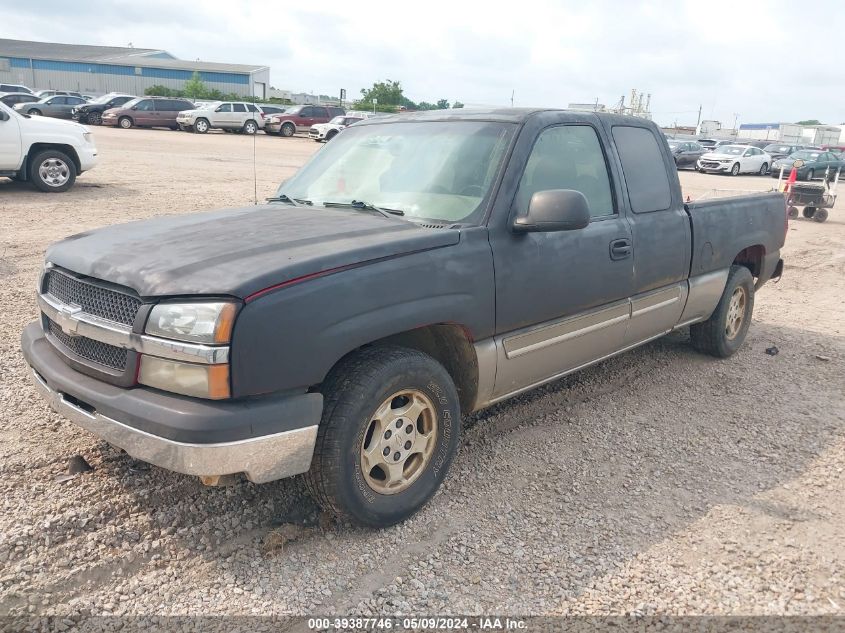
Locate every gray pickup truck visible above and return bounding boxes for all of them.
[21,109,786,527]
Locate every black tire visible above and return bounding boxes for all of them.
[29,149,77,193]
[242,120,258,134]
[759,162,768,176]
[803,207,816,219]
[730,162,740,176]
[325,130,338,141]
[690,265,755,358]
[118,116,133,129]
[281,122,295,137]
[304,346,462,528]
[805,169,814,181]
[813,208,829,223]
[194,118,209,134]
[88,111,102,125]
[787,206,799,219]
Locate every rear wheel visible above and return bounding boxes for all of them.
[730,162,741,176]
[759,162,768,175]
[690,265,755,358]
[304,346,462,527]
[803,207,816,219]
[29,150,77,193]
[194,118,209,134]
[118,116,133,129]
[813,208,829,223]
[242,120,258,134]
[787,206,799,219]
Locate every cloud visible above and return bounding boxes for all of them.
[2,0,844,125]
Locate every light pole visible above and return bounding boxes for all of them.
[732,113,740,138]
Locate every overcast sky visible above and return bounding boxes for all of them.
[3,0,844,126]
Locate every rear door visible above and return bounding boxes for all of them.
[607,123,691,346]
[488,113,635,398]
[232,103,248,127]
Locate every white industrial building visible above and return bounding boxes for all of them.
[737,122,841,146]
[0,38,270,99]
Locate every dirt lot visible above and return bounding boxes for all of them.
[0,126,843,619]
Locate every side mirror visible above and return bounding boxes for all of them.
[0,110,9,122]
[512,190,591,233]
[793,159,805,168]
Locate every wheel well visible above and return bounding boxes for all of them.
[341,324,478,415]
[28,143,81,174]
[733,245,765,277]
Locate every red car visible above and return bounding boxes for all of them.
[265,105,345,137]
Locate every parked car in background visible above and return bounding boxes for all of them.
[770,149,842,180]
[697,144,771,175]
[698,139,735,152]
[666,139,706,169]
[72,93,135,125]
[763,144,805,164]
[0,92,40,108]
[102,97,196,130]
[308,113,381,142]
[0,101,97,192]
[14,95,88,119]
[265,104,345,137]
[34,90,84,99]
[743,140,774,150]
[0,83,34,95]
[176,101,265,134]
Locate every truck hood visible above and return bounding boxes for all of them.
[45,205,460,299]
[14,111,88,134]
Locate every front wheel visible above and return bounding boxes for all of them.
[29,150,77,193]
[730,162,741,176]
[690,265,755,358]
[280,122,295,137]
[787,206,799,219]
[304,346,462,527]
[759,163,768,175]
[118,116,133,129]
[29,109,42,116]
[194,118,209,134]
[88,111,102,125]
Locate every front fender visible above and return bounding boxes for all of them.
[229,228,495,397]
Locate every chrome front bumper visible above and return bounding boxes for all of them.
[29,367,318,484]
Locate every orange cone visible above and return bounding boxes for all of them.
[784,167,797,194]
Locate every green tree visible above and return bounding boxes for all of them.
[452,100,464,109]
[184,71,207,100]
[796,119,821,126]
[436,98,450,109]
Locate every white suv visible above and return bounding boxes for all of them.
[0,101,97,192]
[176,101,266,134]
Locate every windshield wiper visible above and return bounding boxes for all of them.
[323,200,405,218]
[265,194,312,206]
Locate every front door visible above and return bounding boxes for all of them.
[489,120,635,398]
[0,106,22,169]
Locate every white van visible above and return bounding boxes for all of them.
[0,101,97,192]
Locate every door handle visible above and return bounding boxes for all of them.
[610,238,632,260]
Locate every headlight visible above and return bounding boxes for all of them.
[138,356,230,399]
[720,159,733,163]
[145,302,237,344]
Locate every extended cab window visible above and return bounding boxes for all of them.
[515,125,614,218]
[611,126,672,213]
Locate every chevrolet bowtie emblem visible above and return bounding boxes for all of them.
[57,305,83,337]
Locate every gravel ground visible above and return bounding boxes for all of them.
[0,127,843,619]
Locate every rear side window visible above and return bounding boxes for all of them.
[314,107,329,118]
[611,126,672,213]
[246,104,259,112]
[233,103,247,112]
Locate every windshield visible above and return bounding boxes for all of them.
[718,146,746,155]
[667,141,680,149]
[276,121,515,224]
[764,144,791,153]
[197,102,220,110]
[89,94,116,104]
[329,116,346,124]
[792,151,820,160]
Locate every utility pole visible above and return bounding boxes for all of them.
[732,113,739,137]
[510,90,514,107]
[696,104,702,128]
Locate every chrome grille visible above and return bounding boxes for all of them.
[46,270,140,326]
[46,316,128,371]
